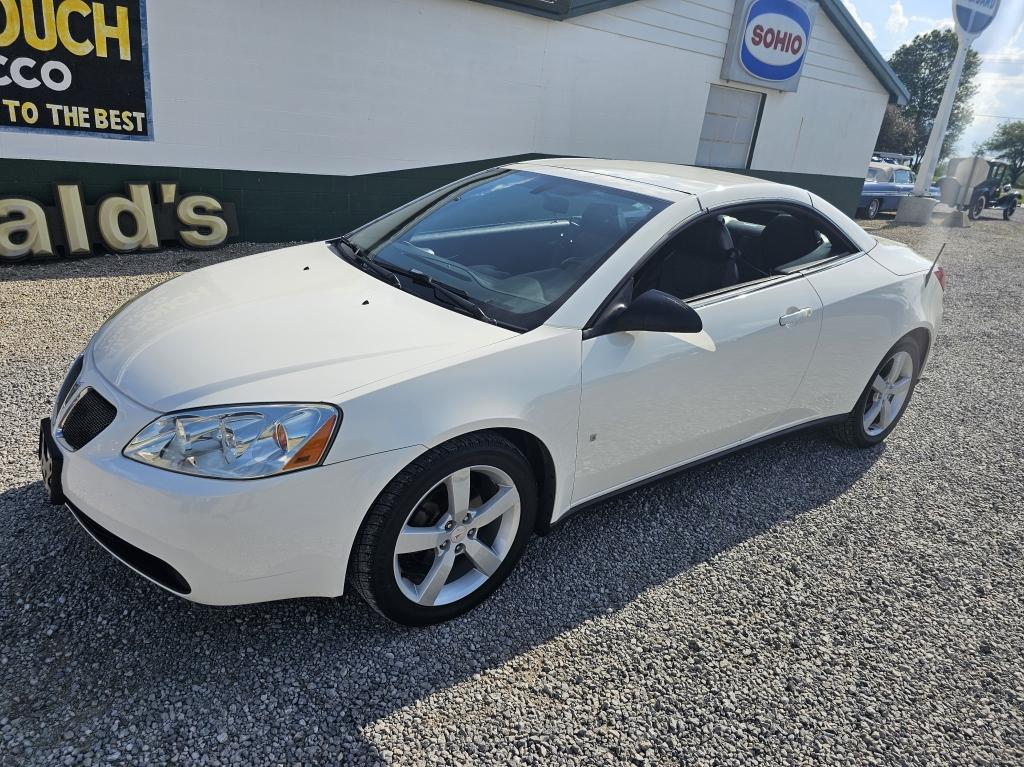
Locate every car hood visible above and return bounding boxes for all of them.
[90,243,517,412]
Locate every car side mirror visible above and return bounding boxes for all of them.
[604,289,703,335]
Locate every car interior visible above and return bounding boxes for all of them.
[357,171,857,325]
[364,171,667,321]
[634,206,855,302]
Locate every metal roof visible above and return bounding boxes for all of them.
[469,0,909,106]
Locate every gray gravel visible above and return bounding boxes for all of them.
[1,212,1023,766]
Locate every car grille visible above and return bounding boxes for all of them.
[61,388,117,450]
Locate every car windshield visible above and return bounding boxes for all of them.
[346,169,669,330]
[866,168,887,182]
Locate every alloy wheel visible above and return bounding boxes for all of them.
[867,199,881,219]
[863,350,914,436]
[392,465,521,607]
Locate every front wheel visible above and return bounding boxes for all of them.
[865,198,882,220]
[969,195,987,220]
[1004,201,1016,220]
[831,337,922,448]
[349,433,537,625]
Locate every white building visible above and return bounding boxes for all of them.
[0,0,907,244]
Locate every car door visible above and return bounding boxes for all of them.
[572,209,824,505]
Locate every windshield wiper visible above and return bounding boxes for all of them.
[329,235,401,288]
[407,270,496,324]
[329,237,498,325]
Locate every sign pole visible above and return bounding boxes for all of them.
[911,41,969,196]
[896,0,1000,224]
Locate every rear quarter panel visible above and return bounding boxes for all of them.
[790,252,940,419]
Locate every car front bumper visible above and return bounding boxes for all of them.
[50,357,423,606]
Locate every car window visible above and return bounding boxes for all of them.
[347,170,669,330]
[633,205,856,302]
[893,169,912,184]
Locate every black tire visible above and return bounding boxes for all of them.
[1004,201,1016,220]
[830,336,923,448]
[969,195,986,220]
[865,198,882,220]
[348,432,537,626]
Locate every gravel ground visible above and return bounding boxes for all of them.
[1,212,1022,766]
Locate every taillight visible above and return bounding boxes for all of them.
[933,265,946,290]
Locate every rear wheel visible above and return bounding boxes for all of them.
[831,337,921,448]
[1004,200,1016,220]
[349,433,536,625]
[969,195,987,220]
[865,198,882,220]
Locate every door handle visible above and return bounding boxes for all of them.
[779,307,813,326]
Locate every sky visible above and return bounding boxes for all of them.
[840,0,1024,155]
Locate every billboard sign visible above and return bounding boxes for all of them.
[0,0,153,139]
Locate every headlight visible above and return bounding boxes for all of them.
[123,404,340,479]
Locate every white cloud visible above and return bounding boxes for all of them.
[886,1,908,35]
[843,0,876,40]
[956,70,1024,154]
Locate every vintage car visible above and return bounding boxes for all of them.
[966,160,1019,220]
[858,162,938,220]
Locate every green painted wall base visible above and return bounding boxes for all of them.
[0,156,863,244]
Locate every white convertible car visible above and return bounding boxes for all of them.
[40,159,944,625]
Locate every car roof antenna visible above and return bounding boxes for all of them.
[924,243,946,287]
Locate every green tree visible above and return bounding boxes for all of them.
[982,121,1024,186]
[875,104,917,155]
[883,29,981,169]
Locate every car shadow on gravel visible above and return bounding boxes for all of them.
[0,428,883,763]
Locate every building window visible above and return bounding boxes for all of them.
[695,85,764,170]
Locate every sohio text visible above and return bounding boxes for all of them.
[747,21,804,56]
[0,182,239,262]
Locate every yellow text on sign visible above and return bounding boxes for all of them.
[0,0,133,61]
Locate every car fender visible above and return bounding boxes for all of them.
[323,325,582,520]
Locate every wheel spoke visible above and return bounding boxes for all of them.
[395,525,447,554]
[416,548,456,605]
[864,398,883,428]
[871,374,887,395]
[445,468,472,517]
[886,353,908,385]
[470,485,517,529]
[880,397,894,428]
[464,539,502,576]
[890,377,911,395]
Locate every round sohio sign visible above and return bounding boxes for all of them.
[953,0,999,41]
[740,0,813,82]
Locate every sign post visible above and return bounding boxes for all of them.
[897,0,999,224]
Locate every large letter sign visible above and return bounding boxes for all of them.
[721,0,818,93]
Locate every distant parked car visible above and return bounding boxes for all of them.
[858,162,938,220]
[966,160,1018,220]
